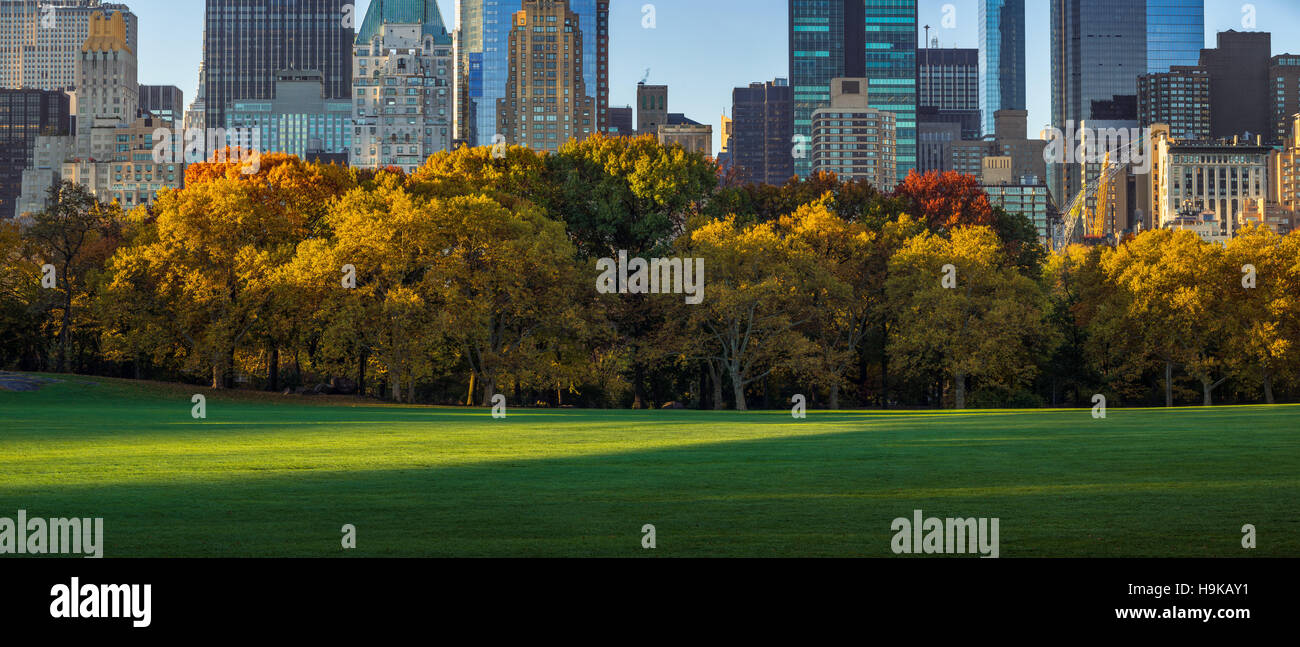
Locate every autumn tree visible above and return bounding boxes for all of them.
[24,181,122,372]
[104,169,309,387]
[1223,225,1300,403]
[894,170,997,232]
[542,134,718,408]
[682,216,817,410]
[886,226,1053,408]
[1098,229,1234,406]
[777,198,880,408]
[0,221,47,368]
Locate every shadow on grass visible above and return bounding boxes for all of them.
[1,409,1295,558]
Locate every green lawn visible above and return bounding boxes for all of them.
[1,374,1296,557]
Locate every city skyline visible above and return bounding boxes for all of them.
[15,0,1300,157]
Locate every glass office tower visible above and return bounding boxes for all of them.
[1049,0,1146,205]
[202,0,354,136]
[1146,0,1204,74]
[456,0,607,147]
[979,0,1026,138]
[789,0,916,181]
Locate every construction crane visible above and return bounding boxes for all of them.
[1058,132,1149,249]
[1091,150,1112,239]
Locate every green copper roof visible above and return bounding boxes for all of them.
[355,0,452,45]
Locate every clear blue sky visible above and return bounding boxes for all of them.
[130,0,1300,151]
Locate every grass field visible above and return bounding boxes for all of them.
[1,374,1297,557]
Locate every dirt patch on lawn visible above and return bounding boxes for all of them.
[0,372,66,392]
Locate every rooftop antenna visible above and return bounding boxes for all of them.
[923,25,931,108]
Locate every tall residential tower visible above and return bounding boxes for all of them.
[978,0,1025,137]
[789,0,917,181]
[351,0,454,172]
[456,0,607,147]
[0,0,137,91]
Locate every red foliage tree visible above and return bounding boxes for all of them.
[893,170,996,232]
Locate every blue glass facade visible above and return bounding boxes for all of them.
[864,0,917,181]
[790,0,916,181]
[978,0,1026,137]
[460,0,602,147]
[1050,0,1146,204]
[1146,0,1204,74]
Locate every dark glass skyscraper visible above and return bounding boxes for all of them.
[1050,0,1143,205]
[202,0,354,134]
[456,0,608,147]
[979,0,1026,137]
[1147,0,1204,74]
[732,78,794,185]
[1050,0,1205,203]
[789,0,916,181]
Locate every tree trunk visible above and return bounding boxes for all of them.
[211,353,223,389]
[225,347,235,389]
[730,366,747,411]
[268,345,279,392]
[407,371,415,404]
[466,371,476,406]
[829,383,840,410]
[1202,380,1213,407]
[954,370,966,409]
[1263,370,1275,405]
[632,361,647,409]
[1165,361,1174,407]
[481,374,496,408]
[58,275,72,373]
[709,360,725,410]
[357,349,367,399]
[879,321,889,408]
[392,371,401,403]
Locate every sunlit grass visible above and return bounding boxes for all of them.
[1,374,1296,557]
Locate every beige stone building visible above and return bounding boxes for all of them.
[497,0,595,154]
[810,78,896,191]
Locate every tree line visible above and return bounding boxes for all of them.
[2,134,1297,409]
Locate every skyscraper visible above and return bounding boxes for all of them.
[351,0,453,172]
[1147,0,1204,74]
[0,89,70,219]
[456,0,608,147]
[0,0,138,91]
[1137,66,1210,141]
[979,0,1025,137]
[75,10,137,160]
[1050,0,1205,204]
[496,0,594,153]
[789,0,916,181]
[1271,54,1300,145]
[731,78,793,185]
[1050,0,1146,206]
[139,85,184,122]
[920,47,980,141]
[202,0,353,135]
[1200,30,1271,142]
[811,78,896,190]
